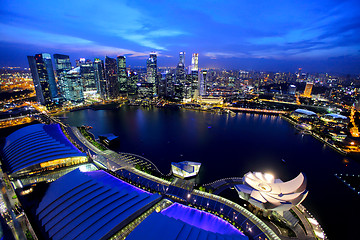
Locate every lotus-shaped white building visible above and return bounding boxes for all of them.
[235,172,308,212]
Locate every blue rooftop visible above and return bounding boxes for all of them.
[1,124,86,174]
[36,169,161,240]
[127,203,248,240]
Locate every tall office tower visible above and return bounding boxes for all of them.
[146,52,157,96]
[53,54,72,74]
[62,67,84,103]
[191,53,199,71]
[190,70,199,98]
[117,56,128,93]
[146,52,157,84]
[297,68,302,82]
[176,62,186,84]
[53,54,72,100]
[165,72,175,98]
[105,56,119,99]
[303,82,313,97]
[41,53,58,99]
[179,52,185,66]
[288,85,296,95]
[198,69,208,96]
[94,58,107,99]
[27,54,58,107]
[28,56,49,105]
[128,71,138,95]
[80,63,97,95]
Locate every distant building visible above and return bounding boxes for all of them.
[63,67,84,103]
[80,62,98,97]
[117,56,128,93]
[53,54,72,74]
[179,51,185,66]
[146,52,157,84]
[128,71,138,95]
[303,82,313,97]
[198,69,208,96]
[27,55,52,107]
[191,53,199,71]
[288,85,296,95]
[105,56,119,99]
[94,58,107,99]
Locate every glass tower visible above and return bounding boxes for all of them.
[105,56,119,99]
[117,56,128,93]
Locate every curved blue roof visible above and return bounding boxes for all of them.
[294,109,317,116]
[127,203,248,240]
[1,124,86,174]
[36,170,161,240]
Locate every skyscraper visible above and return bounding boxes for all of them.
[179,52,185,66]
[94,58,107,99]
[105,56,119,99]
[54,54,72,100]
[146,52,157,84]
[191,53,199,71]
[80,62,97,95]
[62,67,84,103]
[199,69,208,96]
[53,54,72,74]
[128,71,138,95]
[117,56,128,93]
[303,82,313,97]
[27,54,54,107]
[41,53,58,99]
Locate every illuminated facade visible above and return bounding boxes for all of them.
[93,58,107,99]
[105,56,119,99]
[0,124,88,187]
[117,56,128,93]
[146,52,157,84]
[27,55,52,107]
[171,161,201,178]
[303,82,313,97]
[191,53,199,71]
[235,172,308,211]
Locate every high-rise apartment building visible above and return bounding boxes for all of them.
[117,56,128,93]
[105,56,119,99]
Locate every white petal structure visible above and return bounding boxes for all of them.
[235,172,308,211]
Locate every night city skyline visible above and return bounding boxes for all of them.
[1,0,360,74]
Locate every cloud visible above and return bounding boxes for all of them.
[0,23,149,57]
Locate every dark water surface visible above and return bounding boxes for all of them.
[60,106,360,239]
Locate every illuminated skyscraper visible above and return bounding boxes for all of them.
[179,52,185,66]
[62,67,84,103]
[27,54,58,107]
[105,56,119,99]
[117,56,128,93]
[199,69,207,96]
[191,53,199,71]
[80,62,97,95]
[94,58,107,99]
[146,52,157,83]
[303,82,313,97]
[128,71,138,95]
[53,54,72,74]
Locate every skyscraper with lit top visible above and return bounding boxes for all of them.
[117,56,128,93]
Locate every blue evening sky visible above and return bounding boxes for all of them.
[1,0,360,74]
